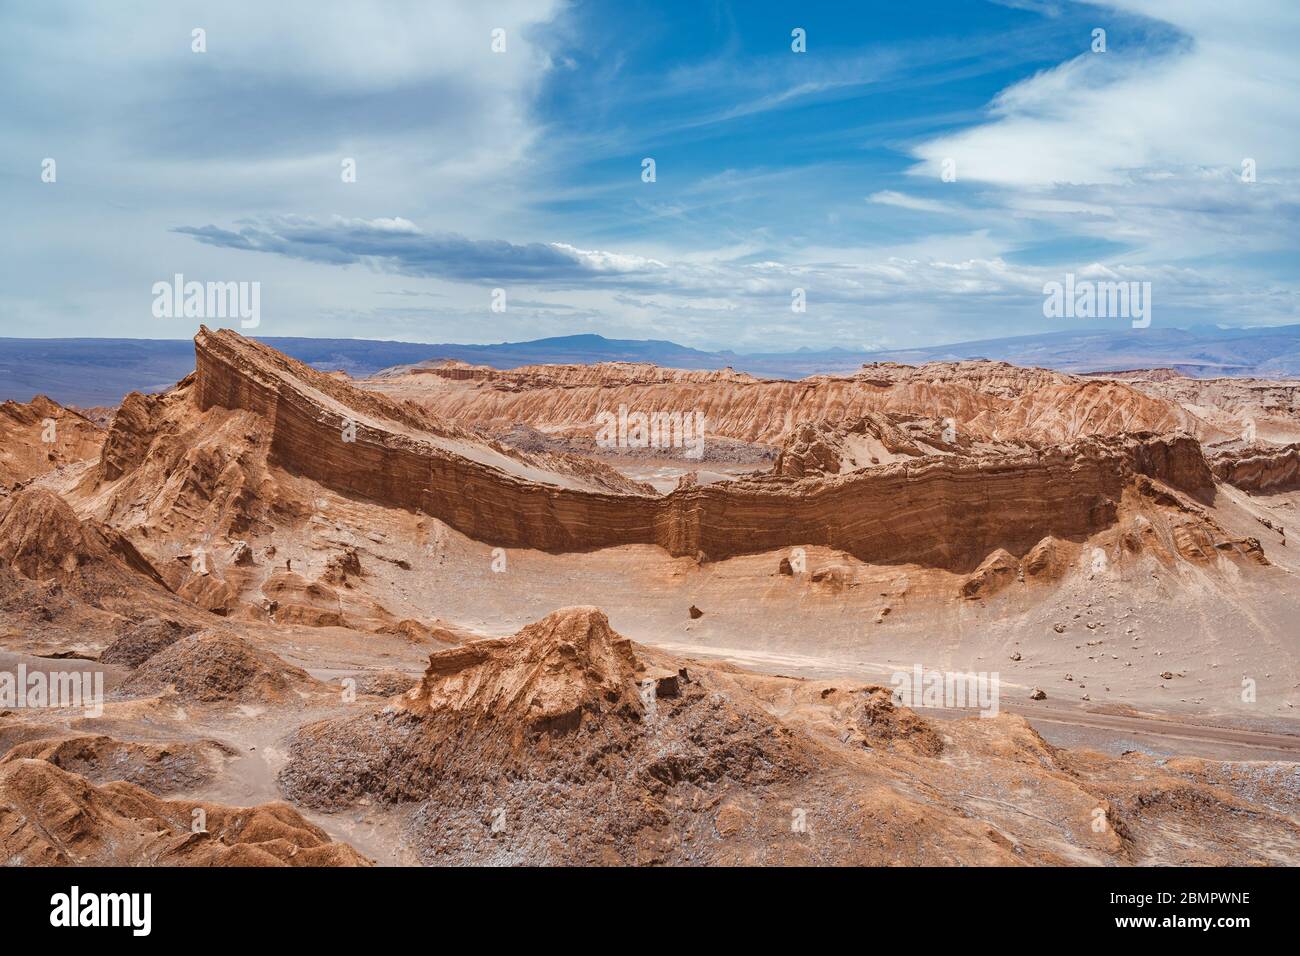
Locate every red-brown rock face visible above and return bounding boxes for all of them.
[0,758,370,866]
[97,389,166,481]
[364,357,1195,446]
[169,329,1223,573]
[1209,443,1300,492]
[0,395,103,490]
[0,488,167,591]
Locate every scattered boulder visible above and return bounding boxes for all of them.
[960,549,1019,600]
[810,564,853,587]
[641,666,689,699]
[322,548,363,585]
[1023,536,1069,579]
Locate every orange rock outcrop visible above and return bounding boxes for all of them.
[127,329,1221,574]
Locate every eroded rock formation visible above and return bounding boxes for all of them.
[364,357,1196,446]
[277,607,1300,865]
[0,396,104,491]
[88,329,1237,575]
[1209,443,1300,492]
[0,488,170,602]
[0,758,369,866]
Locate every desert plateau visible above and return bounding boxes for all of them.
[0,326,1296,868]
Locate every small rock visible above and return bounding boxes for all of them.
[715,802,751,838]
[688,605,703,619]
[1029,688,1047,701]
[642,666,689,699]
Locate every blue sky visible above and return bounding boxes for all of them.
[2,0,1297,350]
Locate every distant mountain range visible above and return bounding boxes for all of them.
[2,324,1299,407]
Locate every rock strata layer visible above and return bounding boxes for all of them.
[166,329,1223,573]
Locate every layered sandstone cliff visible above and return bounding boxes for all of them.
[81,330,1230,575]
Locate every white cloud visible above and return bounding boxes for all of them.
[867,191,958,215]
[548,244,668,273]
[910,1,1300,187]
[3,0,1296,350]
